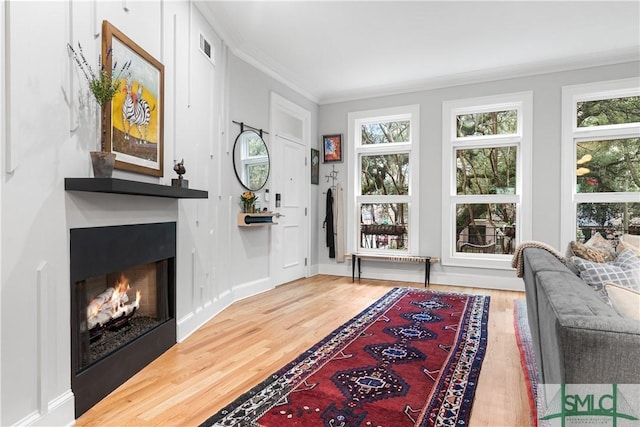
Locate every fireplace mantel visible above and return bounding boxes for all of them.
[65,178,208,199]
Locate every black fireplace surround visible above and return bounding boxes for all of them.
[70,222,177,417]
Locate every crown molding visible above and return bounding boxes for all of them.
[218,43,638,107]
[194,1,319,104]
[231,48,320,104]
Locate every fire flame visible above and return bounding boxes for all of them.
[86,273,142,328]
[110,275,131,314]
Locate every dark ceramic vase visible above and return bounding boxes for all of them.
[90,151,116,178]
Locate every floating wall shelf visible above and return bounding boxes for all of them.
[65,178,208,199]
[237,212,277,227]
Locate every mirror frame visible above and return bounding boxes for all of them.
[232,129,270,191]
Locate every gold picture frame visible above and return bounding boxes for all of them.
[102,20,164,177]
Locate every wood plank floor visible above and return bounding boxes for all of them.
[75,275,531,426]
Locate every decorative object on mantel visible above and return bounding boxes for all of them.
[68,36,131,178]
[171,159,188,188]
[240,191,258,213]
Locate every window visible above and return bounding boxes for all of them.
[442,92,532,269]
[561,79,640,248]
[348,105,420,255]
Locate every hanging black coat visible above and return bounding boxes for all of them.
[324,188,335,258]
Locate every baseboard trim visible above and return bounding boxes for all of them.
[15,390,75,427]
[232,277,273,301]
[176,291,235,342]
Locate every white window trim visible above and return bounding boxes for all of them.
[561,78,640,250]
[347,104,420,256]
[441,92,533,270]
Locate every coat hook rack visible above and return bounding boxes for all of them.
[232,120,269,138]
[324,165,339,194]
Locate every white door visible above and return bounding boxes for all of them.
[270,94,310,285]
[273,135,307,283]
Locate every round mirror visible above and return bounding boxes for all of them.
[233,130,270,191]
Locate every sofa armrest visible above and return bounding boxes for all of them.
[557,315,640,384]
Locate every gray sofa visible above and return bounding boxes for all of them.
[521,247,640,384]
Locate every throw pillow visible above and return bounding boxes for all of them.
[620,233,640,248]
[613,248,640,279]
[617,240,640,257]
[571,248,640,303]
[585,232,617,261]
[604,283,640,320]
[569,241,610,263]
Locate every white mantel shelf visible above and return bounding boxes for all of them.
[65,178,208,199]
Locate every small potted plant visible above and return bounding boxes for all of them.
[68,42,130,177]
[240,191,258,213]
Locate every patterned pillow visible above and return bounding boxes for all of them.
[585,232,616,261]
[569,241,610,263]
[572,249,640,302]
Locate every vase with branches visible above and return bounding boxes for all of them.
[68,42,131,177]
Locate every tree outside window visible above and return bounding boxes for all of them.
[442,92,532,270]
[350,106,420,255]
[571,94,640,242]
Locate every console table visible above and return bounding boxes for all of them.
[349,253,439,287]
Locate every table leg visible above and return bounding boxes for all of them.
[358,257,361,281]
[352,254,356,282]
[425,256,431,287]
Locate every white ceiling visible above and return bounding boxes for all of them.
[195,1,640,104]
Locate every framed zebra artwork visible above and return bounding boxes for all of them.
[102,21,165,177]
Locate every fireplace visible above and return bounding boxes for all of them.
[70,222,176,417]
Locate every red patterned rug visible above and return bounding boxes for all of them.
[513,299,540,427]
[201,287,490,427]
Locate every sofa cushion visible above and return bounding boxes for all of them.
[569,240,612,263]
[586,232,617,259]
[617,237,640,257]
[536,270,619,317]
[620,233,640,248]
[605,283,640,320]
[572,249,640,302]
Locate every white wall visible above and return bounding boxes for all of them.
[2,1,220,425]
[317,61,640,290]
[0,1,320,424]
[225,54,319,295]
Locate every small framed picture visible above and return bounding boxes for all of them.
[323,134,342,163]
[310,148,319,185]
